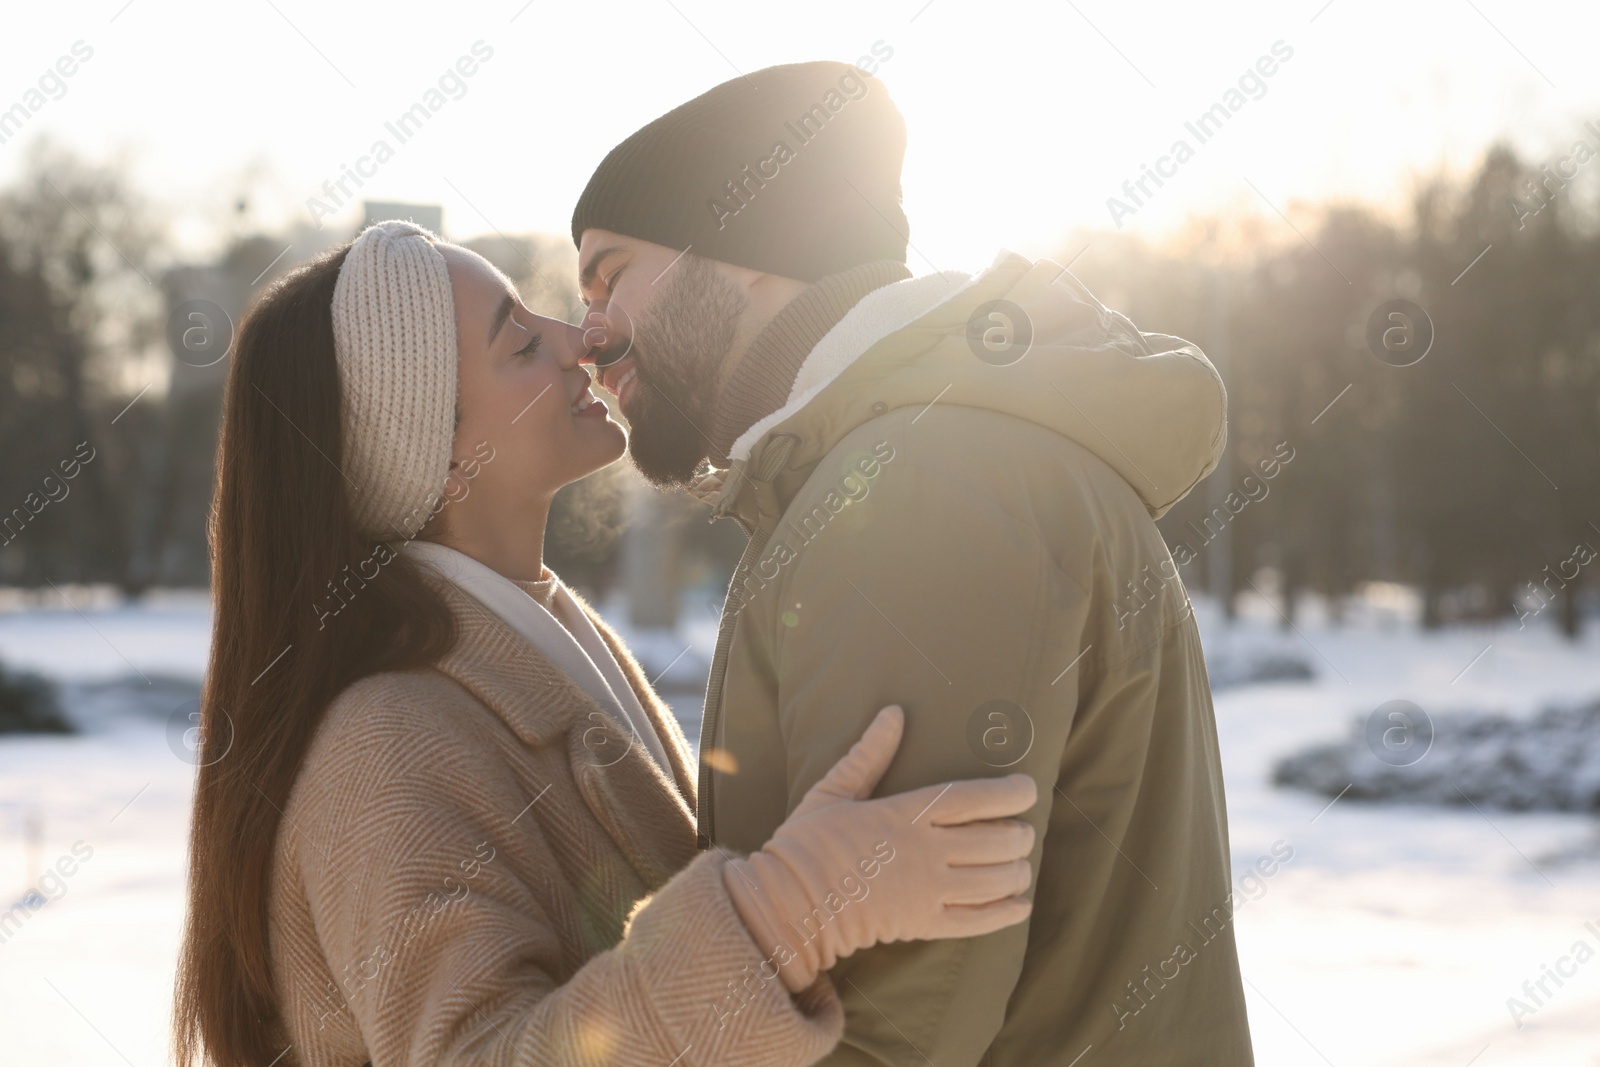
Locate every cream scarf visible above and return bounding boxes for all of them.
[400,541,673,775]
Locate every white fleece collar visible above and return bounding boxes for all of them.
[726,266,981,463]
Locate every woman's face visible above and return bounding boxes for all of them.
[437,243,625,505]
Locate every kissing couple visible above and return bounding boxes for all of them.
[175,60,1252,1067]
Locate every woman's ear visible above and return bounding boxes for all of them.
[440,458,472,504]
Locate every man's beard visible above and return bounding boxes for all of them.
[622,255,747,488]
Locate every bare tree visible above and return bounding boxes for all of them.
[0,137,166,594]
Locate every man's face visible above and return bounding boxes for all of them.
[576,229,749,488]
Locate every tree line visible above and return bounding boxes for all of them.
[1,138,1595,635]
[1083,143,1600,636]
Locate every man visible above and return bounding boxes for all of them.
[571,60,1253,1065]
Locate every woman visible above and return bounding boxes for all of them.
[172,221,1037,1067]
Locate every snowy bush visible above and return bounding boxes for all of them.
[1274,700,1600,812]
[0,662,71,734]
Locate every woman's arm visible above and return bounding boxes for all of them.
[277,685,841,1067]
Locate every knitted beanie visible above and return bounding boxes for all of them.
[330,219,458,542]
[571,61,908,283]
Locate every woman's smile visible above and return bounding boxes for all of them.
[569,384,607,418]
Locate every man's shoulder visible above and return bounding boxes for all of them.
[767,405,1183,639]
[790,404,1140,523]
[752,408,1123,617]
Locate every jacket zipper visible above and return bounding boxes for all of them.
[696,435,797,849]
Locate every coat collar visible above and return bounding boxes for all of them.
[429,580,699,888]
[689,262,988,525]
[694,248,1228,525]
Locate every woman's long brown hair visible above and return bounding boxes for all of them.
[173,244,457,1067]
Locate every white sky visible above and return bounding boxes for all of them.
[1,0,1597,271]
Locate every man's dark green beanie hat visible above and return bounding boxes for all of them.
[571,60,908,283]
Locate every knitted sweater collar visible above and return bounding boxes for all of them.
[707,259,912,467]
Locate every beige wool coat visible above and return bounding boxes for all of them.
[267,580,844,1066]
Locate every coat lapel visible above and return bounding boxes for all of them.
[574,597,700,812]
[431,582,698,890]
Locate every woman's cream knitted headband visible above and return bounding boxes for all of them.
[330,220,458,541]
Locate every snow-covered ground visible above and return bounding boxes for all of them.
[0,584,1597,1066]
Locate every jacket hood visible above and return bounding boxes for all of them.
[709,250,1227,520]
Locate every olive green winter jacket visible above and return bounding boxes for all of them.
[690,251,1253,1066]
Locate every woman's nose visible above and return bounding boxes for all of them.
[544,317,590,369]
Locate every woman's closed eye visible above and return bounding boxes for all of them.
[512,331,543,359]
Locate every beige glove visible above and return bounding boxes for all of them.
[723,705,1037,993]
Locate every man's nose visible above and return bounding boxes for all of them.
[576,307,611,365]
[577,302,635,367]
